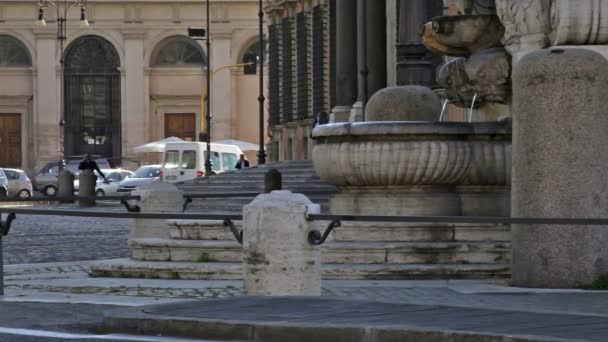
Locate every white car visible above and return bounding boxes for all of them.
[74,169,134,196]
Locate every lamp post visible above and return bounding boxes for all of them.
[257,0,266,165]
[188,1,211,176]
[35,0,89,191]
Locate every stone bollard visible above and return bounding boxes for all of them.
[131,182,183,240]
[78,170,97,207]
[264,169,282,193]
[57,169,74,201]
[243,191,321,296]
[512,48,608,288]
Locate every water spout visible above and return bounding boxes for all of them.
[439,99,449,122]
[468,93,478,123]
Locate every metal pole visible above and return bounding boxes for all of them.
[257,0,267,165]
[59,1,66,170]
[361,0,368,121]
[204,0,212,175]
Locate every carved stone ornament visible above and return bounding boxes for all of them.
[495,0,552,56]
[550,0,608,45]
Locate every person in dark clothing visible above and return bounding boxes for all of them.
[235,154,250,169]
[79,154,108,183]
[310,111,330,141]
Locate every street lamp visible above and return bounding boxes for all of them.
[188,0,212,176]
[257,0,267,165]
[35,0,89,194]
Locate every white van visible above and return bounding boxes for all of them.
[161,142,243,183]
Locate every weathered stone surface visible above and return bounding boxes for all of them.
[551,0,608,46]
[243,191,321,296]
[131,182,184,240]
[512,48,608,288]
[364,86,441,122]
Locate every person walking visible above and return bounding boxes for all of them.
[78,154,108,183]
[235,154,250,169]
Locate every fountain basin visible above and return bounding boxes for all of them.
[312,121,511,216]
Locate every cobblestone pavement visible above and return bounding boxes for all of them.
[1,203,131,265]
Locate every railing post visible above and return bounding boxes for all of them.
[242,190,321,296]
[264,169,282,193]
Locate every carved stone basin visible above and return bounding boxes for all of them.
[312,121,511,216]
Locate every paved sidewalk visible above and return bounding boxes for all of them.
[2,261,608,341]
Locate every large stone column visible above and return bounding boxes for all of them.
[351,0,386,122]
[33,30,59,169]
[331,0,357,123]
[512,48,608,288]
[396,0,443,86]
[123,29,146,168]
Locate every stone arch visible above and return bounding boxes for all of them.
[240,39,261,75]
[0,34,32,67]
[150,35,206,67]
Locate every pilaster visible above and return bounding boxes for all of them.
[122,28,146,160]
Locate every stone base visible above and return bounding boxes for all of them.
[458,186,510,217]
[349,101,363,122]
[330,186,510,217]
[330,106,352,123]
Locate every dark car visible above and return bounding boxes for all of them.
[33,157,111,196]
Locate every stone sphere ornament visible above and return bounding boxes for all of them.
[364,86,442,122]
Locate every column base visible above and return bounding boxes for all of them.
[349,102,364,122]
[330,106,352,123]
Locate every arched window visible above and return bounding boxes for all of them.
[0,35,32,67]
[151,36,206,67]
[242,40,260,75]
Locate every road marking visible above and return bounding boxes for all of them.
[0,327,214,341]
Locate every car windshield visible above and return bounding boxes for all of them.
[134,166,160,178]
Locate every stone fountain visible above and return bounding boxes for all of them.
[313,86,511,218]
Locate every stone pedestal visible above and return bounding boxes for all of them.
[512,48,608,288]
[57,170,74,200]
[131,182,183,240]
[243,191,321,296]
[330,106,352,123]
[78,170,97,207]
[349,102,364,122]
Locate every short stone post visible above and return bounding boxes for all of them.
[512,48,608,288]
[264,169,282,193]
[78,170,97,207]
[57,170,74,201]
[243,191,321,296]
[131,182,183,240]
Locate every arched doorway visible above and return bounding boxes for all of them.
[64,35,121,163]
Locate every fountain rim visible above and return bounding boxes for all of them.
[312,121,511,139]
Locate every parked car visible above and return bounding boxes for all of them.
[74,169,134,196]
[33,157,111,197]
[0,169,8,198]
[3,168,33,198]
[161,142,242,183]
[117,165,161,193]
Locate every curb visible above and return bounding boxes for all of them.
[102,307,573,342]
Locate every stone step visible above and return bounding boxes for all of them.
[168,220,510,243]
[90,258,510,280]
[130,238,510,265]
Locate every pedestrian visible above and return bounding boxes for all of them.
[311,111,329,141]
[235,154,250,169]
[78,154,109,183]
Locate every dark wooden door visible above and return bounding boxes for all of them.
[0,114,21,167]
[165,113,196,142]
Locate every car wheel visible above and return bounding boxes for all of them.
[18,190,31,198]
[44,185,57,197]
[0,188,6,199]
[96,189,105,197]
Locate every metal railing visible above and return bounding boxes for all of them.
[2,205,608,295]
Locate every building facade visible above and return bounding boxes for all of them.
[0,0,265,172]
[264,0,463,161]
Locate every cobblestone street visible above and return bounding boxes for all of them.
[2,205,131,265]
